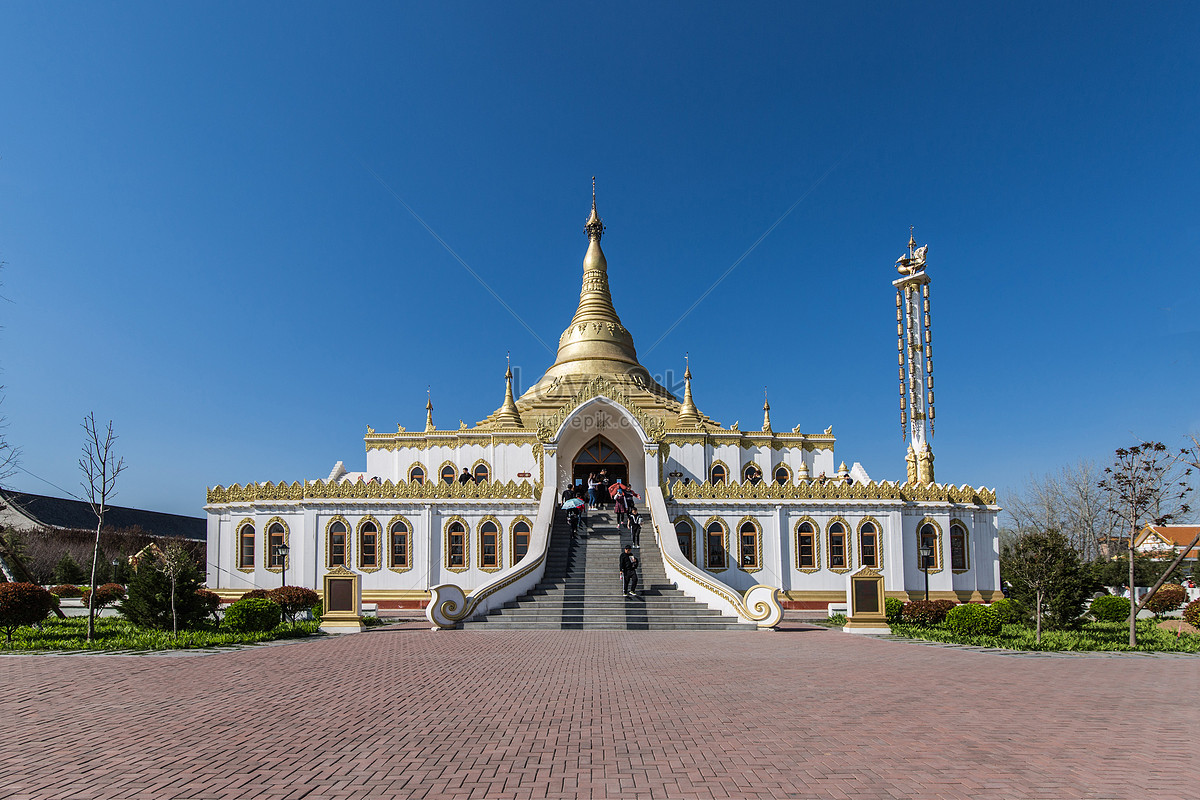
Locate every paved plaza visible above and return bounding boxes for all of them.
[3,619,1195,800]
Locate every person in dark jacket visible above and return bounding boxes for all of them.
[619,545,639,597]
[628,507,642,548]
[458,468,472,485]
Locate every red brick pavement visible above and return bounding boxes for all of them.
[2,621,1195,799]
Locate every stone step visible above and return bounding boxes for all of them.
[461,621,758,630]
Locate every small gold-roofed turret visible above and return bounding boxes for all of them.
[762,391,772,433]
[676,354,701,427]
[495,353,523,428]
[425,393,435,432]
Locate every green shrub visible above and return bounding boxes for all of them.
[1144,584,1186,617]
[827,612,847,626]
[1183,598,1200,628]
[268,586,321,625]
[240,589,272,601]
[0,583,56,644]
[989,597,1025,624]
[119,556,206,630]
[81,583,126,610]
[1089,594,1130,623]
[223,598,281,632]
[49,584,82,598]
[310,600,322,619]
[884,597,903,623]
[946,603,1001,636]
[195,589,222,621]
[53,552,87,585]
[902,600,954,625]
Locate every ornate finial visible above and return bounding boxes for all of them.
[684,351,691,380]
[676,352,701,428]
[505,350,512,380]
[585,178,605,241]
[908,225,916,254]
[496,353,523,428]
[425,389,435,431]
[762,389,772,433]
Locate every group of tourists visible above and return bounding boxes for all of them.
[559,470,645,597]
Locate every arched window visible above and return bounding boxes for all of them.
[796,521,817,570]
[446,519,467,570]
[440,464,457,485]
[328,519,348,568]
[512,519,531,563]
[705,520,727,570]
[919,522,940,570]
[409,465,425,484]
[674,519,694,563]
[359,520,379,569]
[390,519,410,569]
[739,520,760,570]
[710,463,727,484]
[950,523,969,570]
[479,519,500,571]
[473,463,490,484]
[743,464,762,485]
[238,522,255,570]
[267,521,287,570]
[859,521,878,568]
[828,521,848,569]
[774,465,791,485]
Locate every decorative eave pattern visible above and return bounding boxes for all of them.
[207,479,540,505]
[364,430,539,452]
[661,431,835,452]
[534,377,668,442]
[668,480,997,506]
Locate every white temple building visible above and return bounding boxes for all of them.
[205,191,1001,629]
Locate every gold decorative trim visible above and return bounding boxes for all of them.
[654,534,782,628]
[793,516,820,573]
[735,515,763,572]
[703,516,729,572]
[444,515,469,573]
[916,516,944,574]
[263,516,290,574]
[671,515,695,564]
[437,460,458,485]
[365,430,539,452]
[325,514,351,570]
[949,518,970,573]
[236,517,255,573]
[534,377,667,443]
[356,515,382,572]
[208,478,537,503]
[509,515,533,565]
[826,516,852,574]
[667,479,996,505]
[386,514,414,574]
[406,462,427,484]
[708,459,730,485]
[428,545,548,628]
[477,515,503,573]
[856,516,883,569]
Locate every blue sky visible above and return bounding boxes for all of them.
[1,2,1197,517]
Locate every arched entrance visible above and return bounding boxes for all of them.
[571,435,628,488]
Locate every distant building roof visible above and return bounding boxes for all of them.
[0,487,205,541]
[1136,525,1200,559]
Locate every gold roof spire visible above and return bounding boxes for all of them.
[762,389,772,433]
[425,389,435,432]
[495,352,523,428]
[676,353,701,427]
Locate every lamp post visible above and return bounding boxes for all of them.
[275,544,290,587]
[918,545,932,602]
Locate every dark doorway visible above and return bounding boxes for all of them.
[571,435,628,487]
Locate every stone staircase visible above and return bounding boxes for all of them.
[462,509,755,630]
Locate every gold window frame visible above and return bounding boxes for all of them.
[772,462,792,486]
[444,515,469,573]
[264,516,289,574]
[478,514,502,573]
[736,515,763,572]
[437,460,458,485]
[826,516,852,574]
[357,515,382,572]
[470,459,491,484]
[326,514,351,569]
[794,516,820,573]
[236,517,255,573]
[916,517,944,574]
[672,515,695,564]
[741,460,764,485]
[949,518,970,573]
[856,516,883,569]
[387,514,414,574]
[406,462,427,484]
[709,459,729,485]
[509,515,533,565]
[703,516,729,572]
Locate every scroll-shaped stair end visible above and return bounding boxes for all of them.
[743,585,784,629]
[427,583,469,629]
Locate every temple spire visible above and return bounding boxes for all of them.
[762,390,772,433]
[425,390,435,432]
[676,353,701,427]
[495,352,523,428]
[585,176,605,241]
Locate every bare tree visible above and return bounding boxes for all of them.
[0,390,17,485]
[1098,442,1191,647]
[154,541,193,637]
[79,414,126,642]
[1007,460,1116,561]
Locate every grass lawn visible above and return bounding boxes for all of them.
[1,616,323,652]
[887,618,1200,653]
